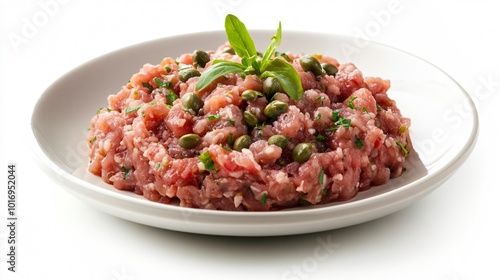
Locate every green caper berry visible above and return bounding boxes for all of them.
[321,63,338,76]
[292,143,313,163]
[233,135,252,152]
[241,90,259,102]
[262,77,282,99]
[181,92,203,115]
[267,135,289,149]
[192,50,210,68]
[178,68,201,82]
[178,134,201,149]
[243,111,259,127]
[264,100,288,119]
[300,55,323,76]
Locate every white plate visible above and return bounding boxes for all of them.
[30,31,478,236]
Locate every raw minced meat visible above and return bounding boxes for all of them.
[86,43,412,211]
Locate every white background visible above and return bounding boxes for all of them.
[1,0,499,279]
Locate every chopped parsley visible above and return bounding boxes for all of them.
[332,109,351,128]
[318,167,325,185]
[396,141,409,157]
[347,96,357,109]
[198,151,216,171]
[154,77,172,88]
[125,104,143,114]
[331,109,341,122]
[314,96,325,105]
[154,163,161,170]
[254,123,265,130]
[299,199,311,205]
[315,133,327,141]
[121,166,130,179]
[142,82,154,91]
[260,192,268,204]
[336,118,351,128]
[89,136,97,144]
[227,133,234,145]
[207,114,221,121]
[355,135,363,149]
[165,90,178,104]
[228,119,235,126]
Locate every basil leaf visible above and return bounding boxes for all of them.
[195,60,245,91]
[225,14,257,58]
[261,59,303,101]
[262,21,282,64]
[241,56,258,75]
[252,58,261,76]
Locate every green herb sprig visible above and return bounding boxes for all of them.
[195,14,304,101]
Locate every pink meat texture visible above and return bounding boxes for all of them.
[87,44,412,211]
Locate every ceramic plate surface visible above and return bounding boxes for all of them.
[30,31,478,236]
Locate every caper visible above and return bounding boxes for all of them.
[233,135,252,151]
[181,92,203,115]
[264,100,288,119]
[300,55,323,76]
[192,50,210,68]
[267,135,289,149]
[321,63,338,76]
[241,90,260,102]
[178,134,201,149]
[262,77,282,99]
[243,111,259,127]
[178,68,201,82]
[292,143,313,163]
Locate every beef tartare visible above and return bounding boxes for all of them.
[86,15,412,211]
